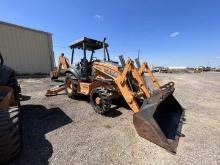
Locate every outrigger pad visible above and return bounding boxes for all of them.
[133,94,184,153]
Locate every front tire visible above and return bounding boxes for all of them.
[90,88,111,114]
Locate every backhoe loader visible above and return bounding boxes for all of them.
[46,37,184,153]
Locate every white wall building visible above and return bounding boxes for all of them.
[0,21,54,74]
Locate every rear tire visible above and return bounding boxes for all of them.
[0,106,22,164]
[90,88,111,114]
[65,74,81,99]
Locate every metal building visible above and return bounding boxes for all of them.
[0,21,54,74]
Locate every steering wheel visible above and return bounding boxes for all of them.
[0,53,3,66]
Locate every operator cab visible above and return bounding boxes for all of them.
[69,37,118,81]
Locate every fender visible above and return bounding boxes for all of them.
[65,67,81,80]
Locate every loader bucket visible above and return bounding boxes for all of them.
[133,94,184,153]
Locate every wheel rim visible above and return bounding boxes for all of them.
[95,97,102,105]
[92,94,103,108]
[66,79,73,94]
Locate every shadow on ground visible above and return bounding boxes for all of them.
[11,105,72,165]
[103,109,122,118]
[53,79,64,83]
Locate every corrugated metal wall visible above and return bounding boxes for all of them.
[0,22,54,74]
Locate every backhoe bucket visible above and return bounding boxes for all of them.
[133,93,184,153]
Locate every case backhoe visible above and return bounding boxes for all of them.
[46,37,184,153]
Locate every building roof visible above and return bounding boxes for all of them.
[69,37,109,50]
[0,21,52,35]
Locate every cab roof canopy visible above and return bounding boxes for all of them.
[69,37,109,51]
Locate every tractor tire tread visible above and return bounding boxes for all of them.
[0,106,22,164]
[90,87,112,114]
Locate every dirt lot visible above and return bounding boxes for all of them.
[11,72,220,165]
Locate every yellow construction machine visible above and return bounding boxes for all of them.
[50,53,70,80]
[46,37,184,153]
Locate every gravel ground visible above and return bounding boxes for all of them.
[10,72,220,165]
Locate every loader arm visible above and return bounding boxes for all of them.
[115,59,151,112]
[93,59,153,113]
[139,63,160,90]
